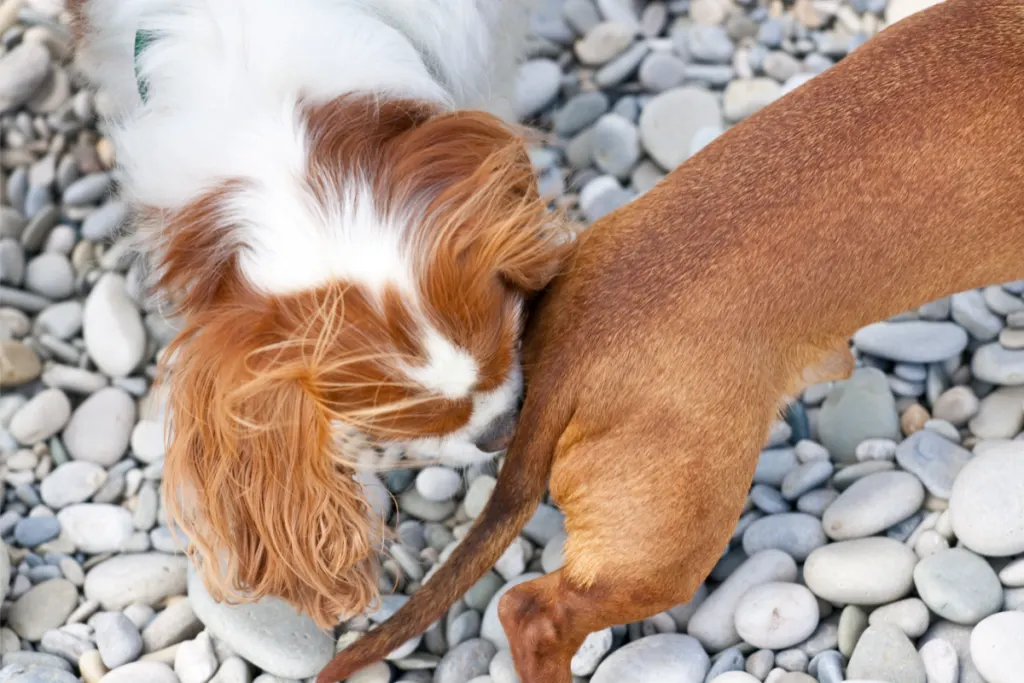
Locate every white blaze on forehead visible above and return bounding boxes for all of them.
[405,328,478,399]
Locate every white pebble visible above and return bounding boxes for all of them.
[57,503,133,553]
[83,273,146,377]
[970,611,1024,683]
[733,582,819,650]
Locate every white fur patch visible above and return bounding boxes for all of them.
[404,329,479,399]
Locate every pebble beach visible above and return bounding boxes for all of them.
[2,0,1024,682]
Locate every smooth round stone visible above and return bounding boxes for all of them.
[98,662,178,683]
[62,387,136,466]
[972,343,1024,385]
[175,631,218,683]
[464,475,496,518]
[999,556,1024,586]
[734,582,818,650]
[594,42,650,87]
[638,51,686,91]
[687,25,734,62]
[81,201,128,242]
[187,566,333,678]
[780,459,833,500]
[0,40,50,110]
[35,300,84,339]
[7,578,79,640]
[62,172,112,205]
[968,386,1024,440]
[415,466,462,502]
[8,388,70,444]
[839,605,868,658]
[822,471,924,540]
[796,489,839,517]
[129,419,166,464]
[932,386,980,426]
[94,612,144,668]
[591,633,709,683]
[568,629,611,676]
[57,503,133,554]
[83,273,146,378]
[687,550,798,651]
[853,322,968,363]
[489,649,518,683]
[522,503,564,546]
[914,548,1001,625]
[0,239,24,286]
[14,515,61,547]
[919,638,958,683]
[40,461,108,508]
[514,59,561,119]
[575,21,635,66]
[817,368,900,463]
[554,91,610,137]
[971,611,1024,683]
[831,460,895,490]
[951,290,1002,341]
[466,571,506,612]
[591,113,640,180]
[894,429,971,499]
[741,513,826,561]
[578,174,634,222]
[638,87,723,171]
[481,573,542,649]
[24,252,74,299]
[722,77,781,121]
[847,625,925,683]
[753,448,798,487]
[868,598,930,639]
[85,553,189,609]
[949,442,1024,556]
[804,538,917,605]
[920,620,986,683]
[435,638,496,683]
[705,648,744,680]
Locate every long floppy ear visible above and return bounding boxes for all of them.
[161,311,383,629]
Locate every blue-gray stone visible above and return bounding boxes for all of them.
[14,516,60,548]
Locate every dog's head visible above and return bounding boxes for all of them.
[147,96,573,627]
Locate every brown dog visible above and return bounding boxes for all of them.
[318,0,1024,680]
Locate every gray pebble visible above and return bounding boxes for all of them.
[742,513,825,561]
[24,252,73,300]
[780,460,833,500]
[687,25,734,63]
[913,548,1002,625]
[895,429,971,499]
[750,485,790,514]
[591,113,640,179]
[554,91,610,136]
[579,174,634,222]
[951,290,1002,341]
[706,647,745,679]
[594,42,650,87]
[61,172,111,205]
[94,611,144,668]
[81,201,127,242]
[434,638,496,683]
[638,51,686,91]
[14,516,61,547]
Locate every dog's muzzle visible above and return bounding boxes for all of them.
[473,408,519,453]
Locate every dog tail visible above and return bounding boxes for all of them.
[315,385,570,683]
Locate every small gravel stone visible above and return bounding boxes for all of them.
[741,513,825,561]
[83,273,146,378]
[85,553,189,610]
[817,367,900,463]
[591,113,640,179]
[638,86,723,171]
[591,633,709,683]
[722,77,781,121]
[94,612,143,669]
[914,548,1002,625]
[62,387,137,466]
[734,582,818,650]
[434,638,497,683]
[57,503,133,554]
[575,21,635,65]
[853,322,968,363]
[14,515,61,547]
[8,388,70,444]
[822,471,924,540]
[8,579,79,640]
[24,252,74,299]
[949,442,1024,556]
[514,59,562,119]
[688,550,797,651]
[846,625,925,683]
[187,567,333,679]
[804,538,917,605]
[952,290,1003,341]
[35,301,84,339]
[894,429,971,499]
[868,598,930,639]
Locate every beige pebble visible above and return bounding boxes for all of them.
[901,403,930,436]
[80,649,108,683]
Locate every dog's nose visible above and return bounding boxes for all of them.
[473,409,518,453]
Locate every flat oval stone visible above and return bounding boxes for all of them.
[914,548,1002,625]
[822,471,924,540]
[970,611,1024,683]
[638,87,723,171]
[741,513,826,561]
[894,429,971,500]
[733,582,819,650]
[84,553,189,609]
[187,566,333,679]
[687,550,797,651]
[804,538,917,605]
[867,598,930,639]
[817,368,900,464]
[846,625,925,683]
[949,442,1024,556]
[972,343,1024,385]
[591,633,709,683]
[853,322,968,363]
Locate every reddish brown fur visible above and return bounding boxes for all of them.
[318,1,1024,680]
[139,96,573,629]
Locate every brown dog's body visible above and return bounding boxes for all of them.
[319,1,1024,680]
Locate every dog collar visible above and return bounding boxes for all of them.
[134,29,151,103]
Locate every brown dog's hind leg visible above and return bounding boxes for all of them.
[497,423,755,683]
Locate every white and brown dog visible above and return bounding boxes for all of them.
[69,0,571,628]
